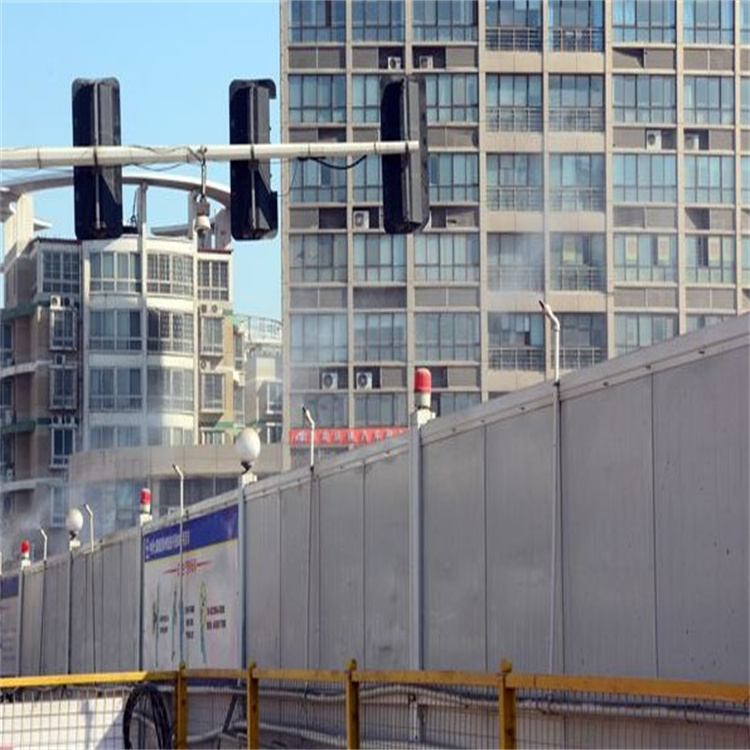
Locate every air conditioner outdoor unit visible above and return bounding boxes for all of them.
[0,410,14,426]
[418,55,434,70]
[200,360,209,370]
[386,56,402,70]
[355,371,373,390]
[645,130,662,151]
[200,304,209,315]
[211,304,219,315]
[685,133,701,151]
[53,354,66,366]
[353,210,370,230]
[64,416,76,425]
[50,295,62,308]
[321,371,339,391]
[5,468,15,482]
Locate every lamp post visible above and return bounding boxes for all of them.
[235,428,262,484]
[172,463,185,666]
[539,299,560,383]
[66,507,83,551]
[302,406,315,470]
[83,504,94,552]
[39,528,48,562]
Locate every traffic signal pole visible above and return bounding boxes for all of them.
[0,140,419,171]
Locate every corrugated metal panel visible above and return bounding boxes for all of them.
[653,347,750,681]
[20,567,43,675]
[363,451,410,668]
[486,408,555,674]
[40,557,69,674]
[69,552,94,673]
[318,467,365,668]
[246,492,282,667]
[423,426,486,670]
[561,379,657,676]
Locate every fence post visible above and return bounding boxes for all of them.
[247,662,259,749]
[499,660,516,750]
[345,658,360,749]
[175,662,188,749]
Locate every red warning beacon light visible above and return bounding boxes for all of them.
[20,539,31,566]
[415,367,432,410]
[140,488,152,515]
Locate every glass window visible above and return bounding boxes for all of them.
[415,312,480,362]
[684,155,735,204]
[201,373,225,411]
[147,310,194,354]
[548,75,605,131]
[89,310,141,351]
[50,428,74,467]
[147,368,195,412]
[290,158,347,203]
[89,368,142,411]
[614,234,678,282]
[90,250,140,293]
[428,153,479,202]
[549,154,606,211]
[425,74,479,123]
[684,0,734,44]
[352,75,381,124]
[742,79,750,126]
[742,237,750,286]
[147,427,194,447]
[433,391,480,417]
[488,313,545,370]
[355,393,408,426]
[289,75,346,124]
[549,0,604,51]
[559,314,607,369]
[200,316,224,356]
[354,235,406,282]
[613,154,677,203]
[743,0,750,44]
[289,0,346,42]
[146,253,193,297]
[485,0,542,51]
[486,75,542,132]
[414,233,480,282]
[201,430,227,446]
[197,260,229,301]
[50,486,68,528]
[743,157,750,207]
[49,366,77,410]
[354,312,406,361]
[49,308,76,351]
[291,393,348,428]
[486,154,544,211]
[613,76,677,124]
[353,157,382,203]
[291,234,347,282]
[685,235,735,283]
[291,314,348,362]
[684,77,734,125]
[686,315,729,333]
[487,233,544,291]
[90,426,141,450]
[615,314,677,355]
[413,0,477,41]
[352,0,404,41]
[550,234,606,291]
[42,250,81,295]
[612,0,676,42]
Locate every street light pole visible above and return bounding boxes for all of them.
[302,406,315,471]
[172,463,185,666]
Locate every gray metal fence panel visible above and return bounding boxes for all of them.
[485,407,555,674]
[19,566,43,675]
[69,551,94,673]
[561,378,658,676]
[40,557,69,675]
[363,449,410,668]
[423,426,487,670]
[653,346,750,682]
[246,490,282,667]
[318,465,365,668]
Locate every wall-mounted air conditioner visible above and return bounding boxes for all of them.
[53,354,66,366]
[685,133,701,151]
[355,371,373,391]
[418,55,434,70]
[386,56,402,70]
[321,371,339,391]
[50,296,62,308]
[353,210,370,230]
[645,130,662,151]
[5,468,15,481]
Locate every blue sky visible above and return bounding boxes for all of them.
[0,0,282,320]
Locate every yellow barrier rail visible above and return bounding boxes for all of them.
[0,662,747,750]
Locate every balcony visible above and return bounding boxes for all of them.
[550,27,604,53]
[550,265,606,292]
[489,347,545,371]
[487,107,543,133]
[488,266,544,292]
[486,26,542,52]
[560,347,606,371]
[487,187,544,212]
[548,107,604,133]
[549,189,605,212]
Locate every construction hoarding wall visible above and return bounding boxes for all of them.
[0,573,20,675]
[3,317,748,682]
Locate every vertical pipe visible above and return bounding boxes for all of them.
[547,381,560,674]
[247,662,259,749]
[408,422,423,670]
[498,660,517,750]
[175,662,188,749]
[345,658,360,750]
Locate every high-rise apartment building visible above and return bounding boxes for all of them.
[0,174,282,558]
[280,0,750,468]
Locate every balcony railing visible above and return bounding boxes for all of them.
[560,347,606,370]
[548,107,604,132]
[487,187,544,211]
[489,346,545,371]
[549,189,605,212]
[487,106,543,133]
[550,27,604,52]
[486,26,542,52]
[488,266,545,291]
[550,265,606,292]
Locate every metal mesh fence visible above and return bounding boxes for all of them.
[184,675,246,748]
[515,687,750,750]
[258,676,348,748]
[359,678,498,748]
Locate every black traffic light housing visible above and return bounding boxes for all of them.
[229,79,278,240]
[72,78,123,241]
[380,76,430,234]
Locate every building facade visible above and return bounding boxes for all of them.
[0,175,282,560]
[280,0,750,467]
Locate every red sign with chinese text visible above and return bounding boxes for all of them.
[289,427,409,447]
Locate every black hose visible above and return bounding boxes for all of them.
[122,682,172,749]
